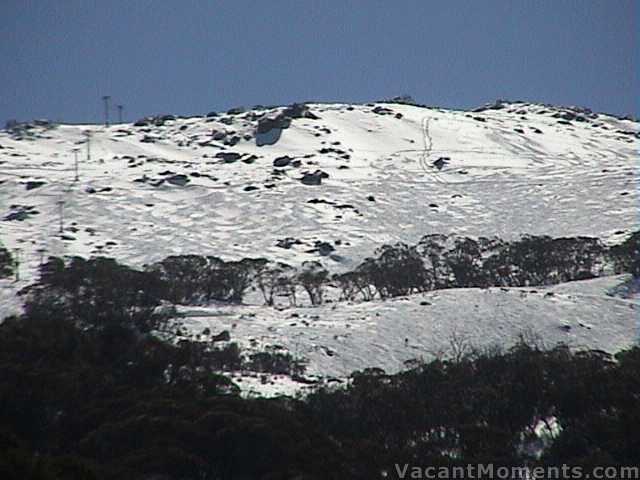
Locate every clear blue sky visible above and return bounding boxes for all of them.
[1,0,637,123]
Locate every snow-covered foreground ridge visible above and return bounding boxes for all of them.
[1,100,638,281]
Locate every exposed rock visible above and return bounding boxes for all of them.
[433,157,450,170]
[276,237,303,249]
[211,130,227,141]
[215,152,242,163]
[4,205,38,221]
[224,135,241,146]
[257,114,291,134]
[256,113,291,146]
[211,330,231,342]
[133,117,152,127]
[24,181,45,190]
[301,170,328,186]
[282,103,319,120]
[315,241,335,256]
[273,156,292,167]
[372,106,394,115]
[166,174,190,186]
[227,107,245,115]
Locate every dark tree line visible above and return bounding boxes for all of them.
[15,232,638,314]
[148,255,267,304]
[1,305,639,479]
[334,233,638,302]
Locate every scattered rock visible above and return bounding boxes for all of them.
[211,330,231,342]
[224,135,241,146]
[273,156,292,167]
[276,238,303,249]
[24,181,45,190]
[166,174,190,186]
[282,103,319,120]
[4,205,38,222]
[215,152,242,163]
[433,157,450,170]
[315,241,335,256]
[256,114,291,146]
[300,170,329,186]
[211,130,227,141]
[372,106,394,115]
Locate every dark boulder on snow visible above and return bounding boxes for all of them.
[215,152,242,163]
[282,103,319,120]
[433,157,450,170]
[211,130,227,141]
[24,181,46,190]
[273,156,292,168]
[166,174,190,187]
[301,170,329,186]
[211,330,231,342]
[226,107,245,115]
[224,135,241,146]
[256,113,291,147]
[133,117,151,127]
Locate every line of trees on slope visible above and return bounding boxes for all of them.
[18,256,305,377]
[19,231,639,313]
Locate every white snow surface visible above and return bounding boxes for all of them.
[1,100,638,395]
[1,101,637,282]
[175,275,639,397]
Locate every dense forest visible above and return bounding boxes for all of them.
[1,307,639,479]
[1,232,639,478]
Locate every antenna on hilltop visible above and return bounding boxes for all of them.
[102,95,111,126]
[117,104,124,124]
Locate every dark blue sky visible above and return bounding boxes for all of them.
[1,0,637,123]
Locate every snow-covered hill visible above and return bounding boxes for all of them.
[1,99,638,395]
[1,100,637,281]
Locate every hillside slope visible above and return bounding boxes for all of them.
[1,101,637,281]
[1,100,638,395]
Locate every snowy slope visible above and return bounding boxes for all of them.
[173,275,639,397]
[1,100,638,396]
[1,101,637,284]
